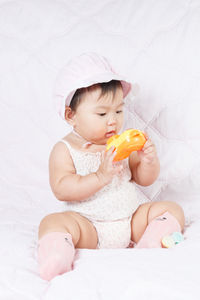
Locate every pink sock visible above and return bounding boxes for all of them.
[38,232,75,281]
[135,211,181,248]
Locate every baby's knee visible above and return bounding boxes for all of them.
[165,201,185,229]
[38,212,63,239]
[150,201,185,230]
[38,212,81,244]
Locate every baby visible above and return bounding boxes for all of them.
[38,52,185,281]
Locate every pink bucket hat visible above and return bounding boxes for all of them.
[53,52,132,120]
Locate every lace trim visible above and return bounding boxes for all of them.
[60,139,102,157]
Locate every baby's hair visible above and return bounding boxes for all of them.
[69,80,122,111]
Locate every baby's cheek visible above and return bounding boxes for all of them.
[91,127,105,140]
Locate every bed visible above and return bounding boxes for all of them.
[0,0,200,299]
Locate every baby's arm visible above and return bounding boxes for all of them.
[49,143,121,202]
[129,137,160,186]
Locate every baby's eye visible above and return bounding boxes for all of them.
[116,110,122,114]
[98,113,106,116]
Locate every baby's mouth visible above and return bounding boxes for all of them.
[105,131,116,138]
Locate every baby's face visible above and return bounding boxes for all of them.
[72,86,124,145]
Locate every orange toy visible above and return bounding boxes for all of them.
[106,129,146,162]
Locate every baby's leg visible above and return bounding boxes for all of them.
[38,211,98,280]
[131,201,185,248]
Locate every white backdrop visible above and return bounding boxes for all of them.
[0,0,200,299]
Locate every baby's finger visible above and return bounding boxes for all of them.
[142,139,153,150]
[143,155,156,164]
[142,131,149,140]
[103,147,115,165]
[143,145,155,154]
[106,148,117,164]
[107,145,115,153]
[106,146,116,158]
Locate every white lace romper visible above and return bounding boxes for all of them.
[60,139,141,249]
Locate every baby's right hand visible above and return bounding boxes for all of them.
[96,146,123,186]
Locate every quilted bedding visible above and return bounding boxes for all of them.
[0,0,200,299]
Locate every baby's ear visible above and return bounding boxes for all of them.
[65,106,75,125]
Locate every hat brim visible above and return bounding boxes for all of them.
[55,73,132,120]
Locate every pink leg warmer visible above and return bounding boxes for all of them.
[135,211,181,248]
[38,232,75,281]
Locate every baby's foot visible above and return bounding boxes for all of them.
[38,232,75,281]
[135,212,182,249]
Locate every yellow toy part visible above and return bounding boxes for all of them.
[161,236,175,248]
[161,232,184,248]
[106,129,146,162]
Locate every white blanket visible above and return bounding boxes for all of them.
[0,0,200,299]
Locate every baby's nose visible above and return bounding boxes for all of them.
[107,114,116,125]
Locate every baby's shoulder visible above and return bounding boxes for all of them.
[49,137,77,187]
[61,132,83,150]
[50,136,73,165]
[49,140,76,178]
[52,132,75,152]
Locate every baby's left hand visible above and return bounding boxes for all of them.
[138,133,158,164]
